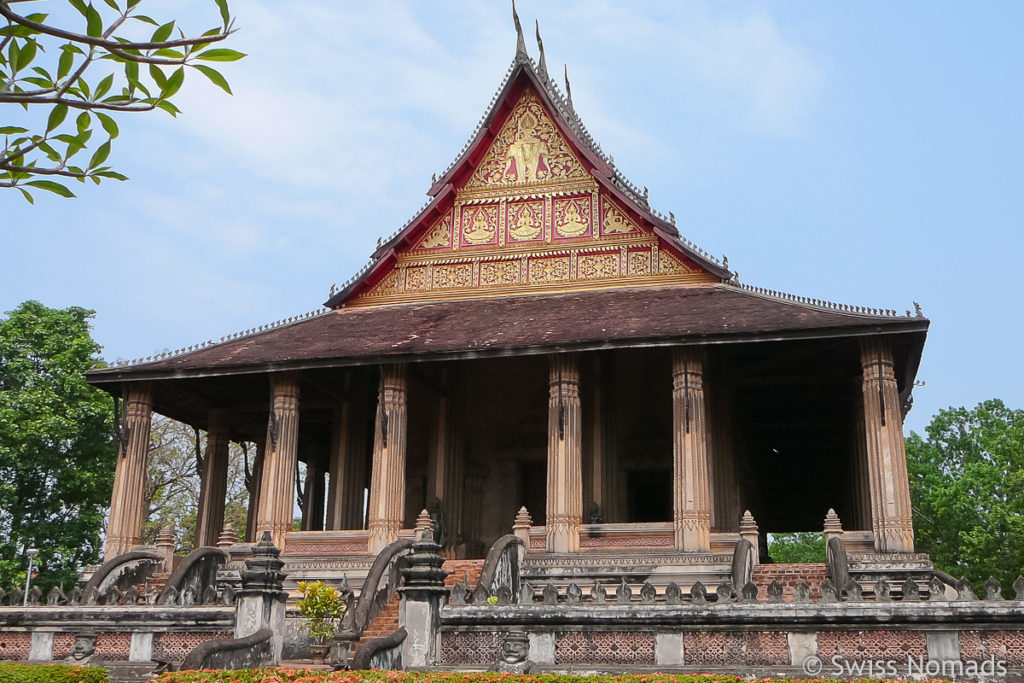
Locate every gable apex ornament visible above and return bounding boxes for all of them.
[512,0,528,63]
[535,20,548,81]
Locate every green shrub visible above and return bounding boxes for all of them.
[0,663,107,683]
[295,580,345,644]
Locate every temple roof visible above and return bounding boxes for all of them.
[88,283,927,386]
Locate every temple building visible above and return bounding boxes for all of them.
[87,17,929,590]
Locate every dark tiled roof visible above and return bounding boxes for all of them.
[88,284,927,384]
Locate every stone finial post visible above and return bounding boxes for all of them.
[217,524,238,550]
[824,508,844,544]
[739,510,759,566]
[398,528,450,669]
[155,525,176,573]
[235,531,288,665]
[414,509,434,538]
[513,506,532,547]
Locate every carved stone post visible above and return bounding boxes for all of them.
[195,410,231,548]
[256,372,301,549]
[546,353,582,553]
[368,364,408,555]
[860,338,915,552]
[155,525,176,572]
[513,506,532,548]
[672,348,711,552]
[235,531,288,665]
[105,383,153,560]
[739,510,759,566]
[398,529,450,669]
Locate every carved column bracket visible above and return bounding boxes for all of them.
[672,348,711,552]
[104,383,153,560]
[860,338,915,553]
[368,364,408,555]
[546,353,582,553]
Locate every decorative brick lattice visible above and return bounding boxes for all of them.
[95,632,132,661]
[961,631,1024,666]
[683,631,788,666]
[440,631,501,666]
[52,633,76,660]
[555,631,655,665]
[579,534,673,548]
[0,633,31,661]
[817,630,926,661]
[153,632,233,662]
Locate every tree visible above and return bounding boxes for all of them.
[0,300,114,593]
[143,414,251,551]
[1,0,243,201]
[767,532,826,564]
[906,399,1024,595]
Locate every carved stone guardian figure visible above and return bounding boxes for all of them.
[490,632,540,674]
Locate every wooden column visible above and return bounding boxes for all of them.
[860,338,915,552]
[244,436,265,543]
[672,348,711,552]
[367,364,408,555]
[546,353,582,553]
[255,372,301,549]
[104,383,153,560]
[325,404,351,530]
[195,410,231,548]
[302,460,325,531]
[427,367,463,550]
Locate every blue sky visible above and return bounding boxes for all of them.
[2,1,1022,435]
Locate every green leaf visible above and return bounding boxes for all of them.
[96,112,119,139]
[214,0,231,27]
[94,73,114,99]
[85,5,104,38]
[151,21,175,43]
[88,140,111,169]
[22,77,53,88]
[0,126,29,135]
[191,64,231,94]
[132,14,158,26]
[101,0,121,11]
[127,0,142,8]
[161,67,184,98]
[16,40,37,72]
[124,59,138,83]
[154,48,184,59]
[76,112,91,134]
[148,64,166,89]
[46,104,68,133]
[154,99,179,116]
[67,0,89,17]
[196,48,246,62]
[25,13,49,24]
[95,170,128,181]
[76,76,91,98]
[26,180,76,198]
[18,188,35,204]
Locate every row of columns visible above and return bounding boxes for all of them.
[103,338,917,561]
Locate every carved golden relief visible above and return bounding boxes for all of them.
[530,256,571,283]
[659,250,698,275]
[628,250,652,275]
[480,260,520,286]
[405,266,429,291]
[367,270,402,298]
[433,263,473,289]
[507,200,544,242]
[579,252,619,280]
[553,196,591,239]
[460,205,499,246]
[466,91,587,188]
[417,213,452,249]
[602,200,636,235]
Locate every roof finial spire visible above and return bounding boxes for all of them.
[535,20,548,81]
[512,0,528,62]
[564,64,574,108]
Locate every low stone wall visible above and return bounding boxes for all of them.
[0,606,234,665]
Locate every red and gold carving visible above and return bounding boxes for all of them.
[659,249,698,275]
[553,196,592,239]
[366,270,402,298]
[602,199,638,236]
[578,252,619,281]
[507,200,545,242]
[417,212,453,250]
[467,91,587,189]
[460,205,499,247]
[530,256,570,284]
[628,249,652,275]
[480,260,520,287]
[434,263,474,289]
[405,266,429,291]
